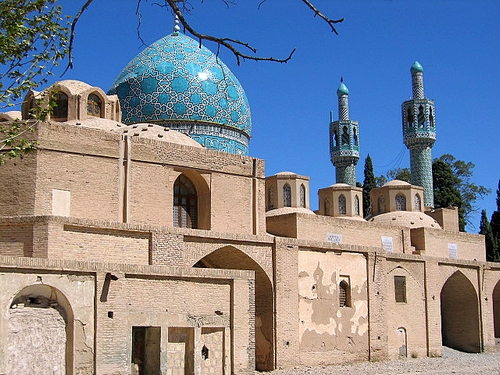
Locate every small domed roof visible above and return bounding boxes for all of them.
[370,211,441,229]
[266,207,315,217]
[383,180,411,187]
[108,32,251,136]
[337,82,349,96]
[411,61,424,74]
[55,80,93,95]
[66,118,124,131]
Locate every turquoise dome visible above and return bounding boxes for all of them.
[411,61,424,74]
[108,32,251,155]
[337,82,349,96]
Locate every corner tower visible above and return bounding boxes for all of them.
[402,61,436,208]
[329,79,360,186]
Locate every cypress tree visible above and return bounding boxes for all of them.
[491,180,500,252]
[432,159,465,231]
[362,155,376,217]
[480,209,498,261]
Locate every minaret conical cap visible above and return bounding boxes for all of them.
[411,61,424,74]
[337,80,349,96]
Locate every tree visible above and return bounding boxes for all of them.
[436,154,490,231]
[480,210,498,261]
[362,155,376,217]
[386,167,411,183]
[0,0,70,164]
[490,180,500,250]
[432,158,465,230]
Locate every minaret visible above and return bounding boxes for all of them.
[329,79,360,186]
[402,61,436,208]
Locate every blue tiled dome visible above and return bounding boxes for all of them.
[108,32,251,155]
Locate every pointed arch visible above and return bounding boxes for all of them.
[395,194,406,211]
[87,92,103,118]
[440,271,480,352]
[8,284,74,374]
[52,92,69,121]
[283,183,291,207]
[493,280,500,338]
[268,186,275,210]
[354,195,360,216]
[300,184,306,208]
[338,194,346,215]
[173,174,198,229]
[324,198,331,216]
[378,195,386,213]
[194,246,274,371]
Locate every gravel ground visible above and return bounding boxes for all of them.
[260,345,500,375]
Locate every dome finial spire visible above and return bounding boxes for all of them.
[173,14,181,33]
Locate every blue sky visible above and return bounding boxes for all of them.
[32,1,500,231]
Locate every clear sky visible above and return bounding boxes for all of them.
[30,0,500,231]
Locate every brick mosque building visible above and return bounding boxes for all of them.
[0,24,499,375]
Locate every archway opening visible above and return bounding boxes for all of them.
[194,246,274,371]
[440,271,481,353]
[493,281,500,337]
[8,284,74,374]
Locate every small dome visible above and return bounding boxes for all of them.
[383,180,411,187]
[55,80,93,95]
[337,82,349,96]
[370,211,441,229]
[66,118,124,132]
[266,207,315,217]
[411,61,424,74]
[108,32,251,155]
[0,111,21,121]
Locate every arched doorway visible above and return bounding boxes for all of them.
[440,271,481,352]
[194,246,274,371]
[493,281,500,337]
[8,284,74,375]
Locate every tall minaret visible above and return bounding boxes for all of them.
[402,61,436,208]
[329,79,360,186]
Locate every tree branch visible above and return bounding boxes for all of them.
[61,0,95,76]
[301,0,344,35]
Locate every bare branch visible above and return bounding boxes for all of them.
[301,0,344,35]
[61,0,95,76]
[166,0,296,65]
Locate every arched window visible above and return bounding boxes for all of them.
[268,187,275,210]
[339,194,346,215]
[324,198,330,216]
[353,128,358,146]
[429,107,434,127]
[378,195,386,213]
[396,194,407,211]
[354,195,360,216]
[173,175,198,229]
[414,194,421,212]
[418,105,425,126]
[339,280,351,307]
[300,184,306,208]
[334,130,339,147]
[283,184,291,207]
[52,92,68,121]
[87,93,102,117]
[341,126,349,145]
[407,107,414,126]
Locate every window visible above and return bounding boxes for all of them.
[173,175,198,229]
[283,184,291,207]
[324,198,330,216]
[407,107,414,126]
[342,126,349,145]
[395,194,407,211]
[429,107,434,127]
[418,105,425,126]
[338,194,346,215]
[353,128,358,146]
[268,187,275,210]
[354,195,360,216]
[378,195,386,213]
[414,194,421,212]
[339,280,351,307]
[87,93,102,117]
[300,184,306,208]
[52,92,68,121]
[394,276,407,303]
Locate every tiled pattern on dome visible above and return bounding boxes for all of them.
[108,32,251,154]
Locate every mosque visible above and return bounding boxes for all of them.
[0,20,499,375]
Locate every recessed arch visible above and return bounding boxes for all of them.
[440,271,481,352]
[493,280,500,337]
[173,171,211,230]
[51,91,69,122]
[283,183,291,207]
[8,284,74,374]
[193,246,274,371]
[87,92,103,118]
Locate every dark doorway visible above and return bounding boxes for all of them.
[440,272,481,353]
[132,326,161,375]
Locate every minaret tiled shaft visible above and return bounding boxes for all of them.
[330,80,359,186]
[402,61,436,208]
